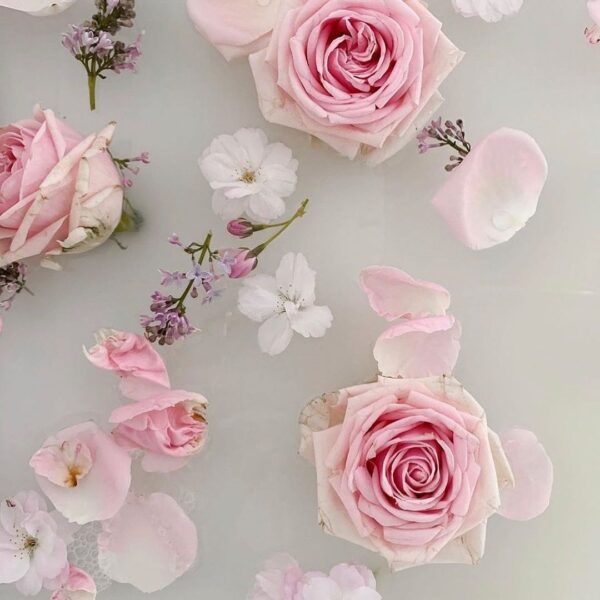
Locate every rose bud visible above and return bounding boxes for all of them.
[227,219,254,239]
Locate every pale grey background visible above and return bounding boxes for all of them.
[0,1,599,598]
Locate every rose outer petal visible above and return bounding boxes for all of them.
[374,315,461,378]
[432,128,548,250]
[360,266,450,320]
[498,429,553,521]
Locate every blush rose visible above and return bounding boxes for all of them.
[300,375,515,569]
[0,107,123,267]
[110,389,209,473]
[249,0,463,165]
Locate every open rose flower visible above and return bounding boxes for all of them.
[30,422,132,525]
[84,329,170,389]
[0,0,78,15]
[110,388,209,473]
[187,0,282,60]
[249,0,463,165]
[0,491,69,596]
[0,107,123,267]
[300,376,518,569]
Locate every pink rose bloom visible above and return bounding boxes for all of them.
[186,0,282,60]
[84,329,170,388]
[0,490,69,596]
[0,107,123,267]
[300,376,516,569]
[48,566,96,600]
[249,0,463,165]
[110,388,209,473]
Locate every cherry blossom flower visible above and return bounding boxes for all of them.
[0,491,69,596]
[238,253,333,355]
[199,129,298,224]
[452,0,523,22]
[30,422,132,525]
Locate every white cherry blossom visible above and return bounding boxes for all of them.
[199,128,298,224]
[238,253,333,356]
[451,0,523,22]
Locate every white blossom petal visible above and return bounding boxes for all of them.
[258,313,294,355]
[276,253,316,307]
[238,274,280,322]
[288,304,333,338]
[211,190,246,221]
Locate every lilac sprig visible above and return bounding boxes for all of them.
[0,262,30,314]
[417,118,472,172]
[111,151,149,237]
[62,0,141,111]
[141,199,309,346]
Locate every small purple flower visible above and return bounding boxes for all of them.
[417,117,471,172]
[0,262,28,314]
[187,264,212,289]
[159,269,187,287]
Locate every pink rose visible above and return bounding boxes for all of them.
[300,376,516,569]
[0,107,123,267]
[110,388,209,473]
[84,329,170,388]
[249,0,463,165]
[186,0,282,60]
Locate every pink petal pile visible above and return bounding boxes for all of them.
[299,266,553,570]
[249,554,381,600]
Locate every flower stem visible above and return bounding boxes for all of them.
[175,231,212,310]
[252,198,309,256]
[87,72,97,111]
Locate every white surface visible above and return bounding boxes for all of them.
[1,1,599,599]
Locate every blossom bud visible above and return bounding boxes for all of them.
[227,249,258,279]
[226,219,254,239]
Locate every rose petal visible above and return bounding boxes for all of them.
[97,493,197,593]
[373,315,461,378]
[432,128,548,250]
[498,429,553,521]
[360,266,450,320]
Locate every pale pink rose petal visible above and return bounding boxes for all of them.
[31,422,131,525]
[498,429,553,521]
[249,553,303,600]
[97,493,197,593]
[359,266,450,320]
[0,0,77,15]
[373,315,461,378]
[432,128,548,250]
[186,0,281,61]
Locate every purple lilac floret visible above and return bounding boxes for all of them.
[417,118,472,172]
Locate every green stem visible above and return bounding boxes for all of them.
[252,198,309,256]
[88,72,97,111]
[174,231,212,311]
